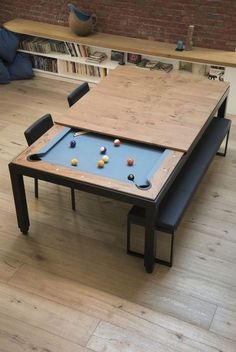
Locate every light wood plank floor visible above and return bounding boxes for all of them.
[0,76,235,351]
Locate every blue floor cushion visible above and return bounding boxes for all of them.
[8,53,34,80]
[0,58,10,84]
[0,29,19,63]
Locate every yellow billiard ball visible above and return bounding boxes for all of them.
[71,158,78,166]
[102,155,109,163]
[97,159,105,168]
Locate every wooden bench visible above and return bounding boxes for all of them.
[127,117,231,267]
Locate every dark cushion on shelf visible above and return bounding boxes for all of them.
[0,58,10,84]
[8,53,34,80]
[0,29,19,63]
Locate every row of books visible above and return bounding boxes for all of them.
[20,37,67,54]
[20,37,90,58]
[32,55,58,73]
[65,42,90,58]
[60,61,107,78]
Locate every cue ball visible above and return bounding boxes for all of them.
[98,159,105,168]
[100,146,107,154]
[114,139,121,146]
[71,158,78,166]
[128,174,135,181]
[102,155,109,163]
[70,140,76,148]
[127,158,134,166]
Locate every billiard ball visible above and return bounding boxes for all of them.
[98,159,105,168]
[100,146,107,154]
[71,158,78,166]
[128,174,135,181]
[127,158,134,166]
[102,155,109,163]
[70,140,76,148]
[114,139,121,146]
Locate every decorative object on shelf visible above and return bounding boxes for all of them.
[208,66,225,81]
[127,53,142,64]
[111,50,125,65]
[136,58,149,68]
[175,40,184,51]
[68,3,97,36]
[185,25,194,51]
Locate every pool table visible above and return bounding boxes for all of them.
[29,127,172,190]
[9,66,230,273]
[9,123,183,273]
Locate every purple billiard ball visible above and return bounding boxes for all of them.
[70,140,76,148]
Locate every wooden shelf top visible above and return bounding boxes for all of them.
[4,18,236,68]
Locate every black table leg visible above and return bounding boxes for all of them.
[144,205,157,273]
[9,164,29,234]
[217,96,228,118]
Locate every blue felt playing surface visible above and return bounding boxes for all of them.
[37,128,170,187]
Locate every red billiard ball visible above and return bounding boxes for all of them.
[127,158,134,166]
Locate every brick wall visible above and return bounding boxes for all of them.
[0,0,235,51]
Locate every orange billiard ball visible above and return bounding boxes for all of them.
[127,158,134,166]
[97,159,105,168]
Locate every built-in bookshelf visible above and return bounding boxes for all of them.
[18,35,117,83]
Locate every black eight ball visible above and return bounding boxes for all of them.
[128,174,135,181]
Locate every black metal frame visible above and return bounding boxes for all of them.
[127,219,175,267]
[216,128,230,157]
[8,93,229,273]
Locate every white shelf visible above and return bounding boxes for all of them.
[33,68,101,84]
[18,49,118,70]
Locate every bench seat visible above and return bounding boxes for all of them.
[127,117,231,267]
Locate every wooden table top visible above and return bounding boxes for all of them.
[57,66,230,152]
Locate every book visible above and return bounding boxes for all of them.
[151,62,173,72]
[86,51,107,64]
[145,60,158,69]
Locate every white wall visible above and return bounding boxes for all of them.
[224,67,236,115]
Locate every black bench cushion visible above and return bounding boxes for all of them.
[129,117,231,233]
